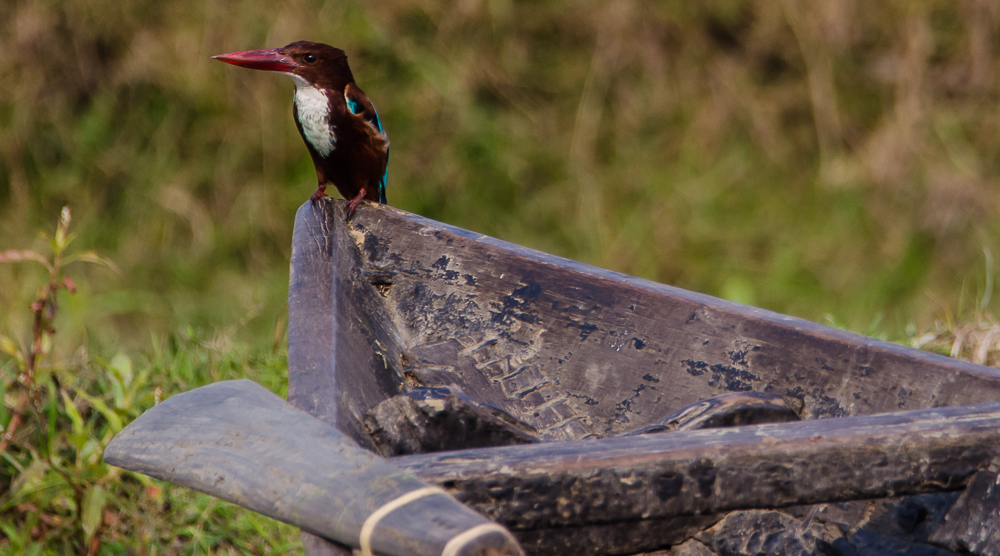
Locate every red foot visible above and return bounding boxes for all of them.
[310,187,329,203]
[345,190,367,219]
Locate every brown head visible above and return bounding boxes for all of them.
[212,41,355,91]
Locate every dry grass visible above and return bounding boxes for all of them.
[2,0,1000,345]
[913,313,1000,367]
[2,2,1000,551]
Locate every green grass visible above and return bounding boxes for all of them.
[0,209,299,554]
[4,0,1000,346]
[0,289,302,553]
[2,0,1000,552]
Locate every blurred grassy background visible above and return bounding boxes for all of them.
[2,0,1000,553]
[3,0,1000,346]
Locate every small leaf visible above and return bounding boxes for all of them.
[81,485,105,540]
[64,251,121,276]
[104,370,125,412]
[145,484,162,500]
[76,391,122,433]
[108,353,133,387]
[0,250,52,271]
[0,520,21,545]
[81,438,101,464]
[60,276,77,294]
[60,391,86,447]
[9,458,48,498]
[124,367,150,411]
[0,334,22,361]
[107,353,133,408]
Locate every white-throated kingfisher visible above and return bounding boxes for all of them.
[213,41,389,217]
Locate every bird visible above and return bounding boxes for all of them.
[213,41,389,217]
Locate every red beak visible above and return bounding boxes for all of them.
[212,48,300,72]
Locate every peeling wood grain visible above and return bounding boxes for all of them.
[624,392,802,435]
[288,200,408,448]
[318,202,1000,441]
[930,468,1000,554]
[285,200,1000,556]
[393,401,1000,529]
[363,387,540,456]
[512,514,722,556]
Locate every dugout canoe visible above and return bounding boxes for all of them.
[109,199,1000,556]
[285,199,1000,555]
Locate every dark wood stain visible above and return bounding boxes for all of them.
[287,200,406,448]
[394,401,1000,527]
[284,199,1000,555]
[290,200,1000,440]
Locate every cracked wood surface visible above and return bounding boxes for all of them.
[106,379,1000,555]
[290,200,1000,443]
[285,200,1000,555]
[393,400,1000,529]
[287,201,407,449]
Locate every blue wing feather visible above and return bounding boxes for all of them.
[379,147,389,204]
[345,85,388,203]
[345,94,383,133]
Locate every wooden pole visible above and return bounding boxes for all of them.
[396,400,1000,528]
[104,380,523,556]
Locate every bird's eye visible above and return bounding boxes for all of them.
[303,53,317,63]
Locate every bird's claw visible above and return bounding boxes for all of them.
[345,190,368,219]
[345,200,363,219]
[309,189,329,204]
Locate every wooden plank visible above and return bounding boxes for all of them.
[104,380,524,556]
[364,387,540,457]
[692,510,840,556]
[624,392,802,434]
[929,468,1000,554]
[288,200,408,448]
[319,202,1000,441]
[512,514,721,556]
[393,400,1000,530]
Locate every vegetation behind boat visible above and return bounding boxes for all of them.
[3,0,1000,553]
[3,0,1000,347]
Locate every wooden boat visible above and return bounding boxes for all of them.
[107,200,1000,556]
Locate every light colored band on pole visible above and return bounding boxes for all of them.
[441,523,514,556]
[359,486,448,556]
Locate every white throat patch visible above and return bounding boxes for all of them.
[285,73,336,157]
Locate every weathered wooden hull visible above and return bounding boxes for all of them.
[290,200,1000,437]
[287,199,1000,555]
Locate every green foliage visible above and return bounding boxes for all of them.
[2,0,1000,345]
[2,0,1000,552]
[0,209,299,554]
